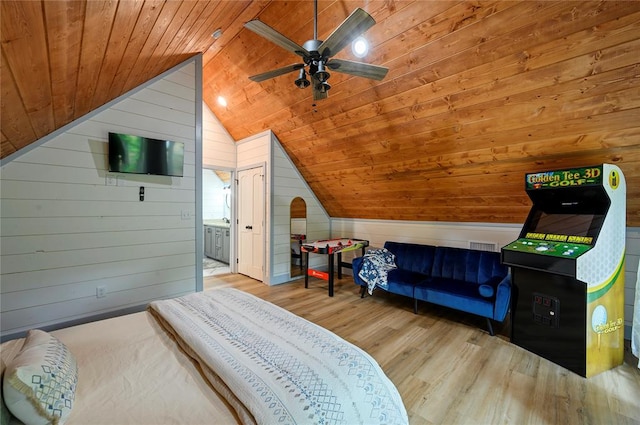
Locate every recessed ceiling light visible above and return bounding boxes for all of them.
[352,36,368,58]
[212,28,223,39]
[217,96,227,107]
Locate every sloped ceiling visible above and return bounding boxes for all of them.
[2,1,639,225]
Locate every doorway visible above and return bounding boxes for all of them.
[203,168,232,276]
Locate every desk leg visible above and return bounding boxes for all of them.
[337,252,343,279]
[304,251,309,288]
[328,253,334,297]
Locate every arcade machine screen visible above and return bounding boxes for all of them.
[529,211,598,237]
[502,190,609,277]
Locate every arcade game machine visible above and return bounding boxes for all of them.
[502,164,626,377]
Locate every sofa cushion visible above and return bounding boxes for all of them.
[384,242,436,275]
[415,278,494,318]
[386,269,429,297]
[430,247,506,284]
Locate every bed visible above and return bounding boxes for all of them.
[1,288,408,425]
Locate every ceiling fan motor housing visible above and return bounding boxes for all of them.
[302,40,323,59]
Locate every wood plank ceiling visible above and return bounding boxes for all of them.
[2,1,639,226]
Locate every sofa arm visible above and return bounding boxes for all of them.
[352,256,366,286]
[493,274,512,322]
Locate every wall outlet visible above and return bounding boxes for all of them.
[96,286,107,298]
[181,210,192,220]
[106,174,118,186]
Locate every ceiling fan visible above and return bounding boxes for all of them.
[244,0,388,101]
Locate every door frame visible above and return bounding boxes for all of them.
[236,163,266,281]
[202,166,236,273]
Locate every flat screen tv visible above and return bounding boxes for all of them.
[108,132,184,177]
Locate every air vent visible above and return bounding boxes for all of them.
[469,241,497,252]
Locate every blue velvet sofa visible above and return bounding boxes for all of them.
[352,241,511,335]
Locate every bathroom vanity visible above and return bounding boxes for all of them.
[204,220,230,263]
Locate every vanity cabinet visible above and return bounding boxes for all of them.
[204,224,230,263]
[204,226,214,258]
[221,228,230,263]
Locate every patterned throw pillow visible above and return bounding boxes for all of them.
[2,330,78,425]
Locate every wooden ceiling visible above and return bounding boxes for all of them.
[2,1,639,226]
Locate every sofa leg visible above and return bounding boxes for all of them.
[413,299,418,314]
[360,286,366,298]
[486,318,495,336]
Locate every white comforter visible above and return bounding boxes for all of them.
[148,288,408,425]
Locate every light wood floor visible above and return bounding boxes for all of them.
[204,273,640,425]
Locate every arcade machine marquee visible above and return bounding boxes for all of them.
[502,164,625,377]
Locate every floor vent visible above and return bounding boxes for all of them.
[469,241,497,252]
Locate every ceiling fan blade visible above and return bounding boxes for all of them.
[249,64,305,82]
[327,59,388,80]
[318,8,375,58]
[244,20,310,58]
[311,74,328,101]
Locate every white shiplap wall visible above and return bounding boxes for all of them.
[0,60,199,340]
[331,219,521,253]
[331,218,639,339]
[202,103,235,169]
[271,137,330,285]
[237,132,270,169]
[625,228,640,340]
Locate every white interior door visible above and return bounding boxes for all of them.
[237,167,264,280]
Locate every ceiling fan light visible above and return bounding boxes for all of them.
[352,36,368,58]
[315,61,330,83]
[295,68,310,89]
[317,81,331,94]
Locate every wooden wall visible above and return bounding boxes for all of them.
[3,1,639,227]
[0,61,198,339]
[208,0,640,227]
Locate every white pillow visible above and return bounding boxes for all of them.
[3,330,78,425]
